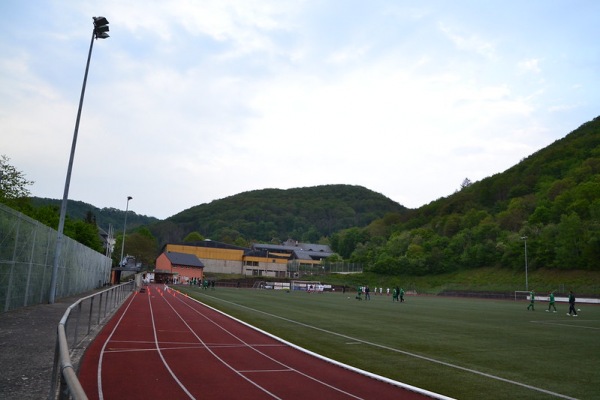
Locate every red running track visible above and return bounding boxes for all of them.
[78,285,445,399]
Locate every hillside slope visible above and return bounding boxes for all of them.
[346,116,600,274]
[149,184,406,246]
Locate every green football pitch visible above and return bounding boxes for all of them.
[175,286,599,400]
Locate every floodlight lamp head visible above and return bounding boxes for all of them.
[520,236,527,240]
[93,16,109,26]
[93,16,110,39]
[127,196,133,201]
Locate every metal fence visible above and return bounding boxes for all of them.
[0,203,112,312]
[49,281,135,400]
[287,261,363,277]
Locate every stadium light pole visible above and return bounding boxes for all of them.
[521,236,528,291]
[48,17,110,304]
[119,196,133,267]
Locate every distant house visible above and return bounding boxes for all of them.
[155,251,204,284]
[253,240,333,262]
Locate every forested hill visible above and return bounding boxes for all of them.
[30,197,158,232]
[414,115,600,222]
[342,116,600,274]
[148,184,406,246]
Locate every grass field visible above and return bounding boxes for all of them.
[175,286,600,400]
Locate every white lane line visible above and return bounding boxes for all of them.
[157,291,285,399]
[238,368,295,373]
[167,291,368,399]
[96,292,137,400]
[148,289,196,399]
[199,293,577,400]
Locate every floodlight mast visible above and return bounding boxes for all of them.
[119,196,133,267]
[521,236,528,291]
[48,17,110,304]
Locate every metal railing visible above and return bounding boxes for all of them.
[49,281,136,400]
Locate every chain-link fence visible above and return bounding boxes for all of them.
[287,261,363,277]
[0,203,112,313]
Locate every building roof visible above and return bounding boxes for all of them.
[291,249,332,261]
[253,242,333,254]
[161,239,334,262]
[161,239,246,253]
[164,252,205,268]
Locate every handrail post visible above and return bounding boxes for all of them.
[97,293,103,325]
[72,302,82,347]
[48,333,61,400]
[87,297,94,335]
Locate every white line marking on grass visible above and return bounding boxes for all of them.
[202,293,577,400]
[531,321,600,330]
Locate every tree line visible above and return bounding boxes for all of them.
[331,117,600,274]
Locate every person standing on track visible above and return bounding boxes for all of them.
[567,291,578,316]
[399,288,405,302]
[546,291,557,312]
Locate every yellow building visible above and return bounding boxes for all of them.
[160,239,334,278]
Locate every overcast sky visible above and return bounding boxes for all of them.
[1,1,598,220]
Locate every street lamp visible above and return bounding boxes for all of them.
[521,236,528,291]
[120,196,133,267]
[48,17,110,304]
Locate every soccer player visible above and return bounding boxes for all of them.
[355,286,363,300]
[546,291,557,312]
[400,288,405,302]
[527,290,535,311]
[567,291,578,316]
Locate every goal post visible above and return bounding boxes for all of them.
[514,290,531,301]
[252,281,265,289]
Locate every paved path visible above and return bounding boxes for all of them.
[0,291,100,400]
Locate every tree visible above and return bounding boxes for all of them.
[331,227,369,259]
[72,219,104,252]
[555,213,585,269]
[460,178,473,190]
[116,228,158,268]
[184,231,205,242]
[0,155,34,208]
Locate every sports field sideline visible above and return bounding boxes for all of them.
[176,286,600,400]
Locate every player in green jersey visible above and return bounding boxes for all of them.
[546,291,557,312]
[527,290,535,311]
